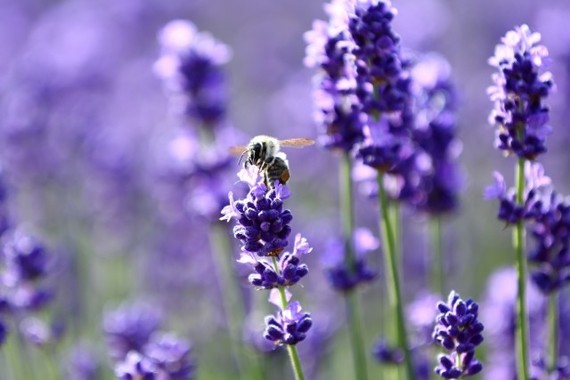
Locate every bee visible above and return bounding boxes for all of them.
[229,135,315,187]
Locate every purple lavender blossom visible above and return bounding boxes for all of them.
[373,338,404,365]
[525,188,570,294]
[406,54,462,214]
[347,0,416,174]
[322,227,377,292]
[155,20,231,128]
[1,230,52,312]
[304,0,365,152]
[222,167,313,346]
[488,25,554,160]
[103,303,162,361]
[433,291,484,378]
[115,351,157,380]
[484,161,551,225]
[221,169,293,257]
[348,0,410,116]
[143,333,195,379]
[485,161,570,293]
[264,300,313,346]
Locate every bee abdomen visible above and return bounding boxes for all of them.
[265,156,290,187]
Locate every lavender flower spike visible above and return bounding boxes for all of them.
[221,168,293,257]
[155,20,231,127]
[433,291,484,378]
[488,25,553,160]
[264,300,312,346]
[222,166,310,378]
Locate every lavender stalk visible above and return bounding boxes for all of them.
[433,291,484,378]
[514,157,530,380]
[377,173,414,379]
[549,294,559,371]
[221,166,313,380]
[341,152,369,380]
[487,25,554,379]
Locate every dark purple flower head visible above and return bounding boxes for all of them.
[221,167,293,257]
[523,184,570,294]
[263,300,313,346]
[433,291,484,378]
[322,227,378,292]
[1,230,53,312]
[103,303,162,362]
[484,162,551,225]
[155,20,231,127]
[406,54,462,215]
[3,231,49,283]
[143,333,195,380]
[349,0,410,115]
[114,351,157,380]
[485,162,570,294]
[373,337,404,365]
[223,166,313,347]
[488,25,554,160]
[305,1,364,152]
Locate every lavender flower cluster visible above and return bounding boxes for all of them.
[488,25,553,160]
[306,0,462,214]
[433,291,484,378]
[104,303,195,379]
[0,172,54,347]
[221,167,313,347]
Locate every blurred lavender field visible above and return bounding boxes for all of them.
[1,0,570,379]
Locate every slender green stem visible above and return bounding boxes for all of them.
[431,216,444,296]
[549,293,559,371]
[271,257,306,380]
[3,338,22,380]
[377,173,414,380]
[514,157,530,380]
[340,152,357,270]
[345,291,369,380]
[42,347,60,380]
[209,222,247,378]
[340,152,369,380]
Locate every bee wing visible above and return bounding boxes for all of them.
[278,138,315,148]
[229,145,247,155]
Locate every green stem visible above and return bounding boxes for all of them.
[549,293,559,371]
[271,258,306,380]
[377,173,414,380]
[431,216,444,296]
[209,222,247,378]
[42,347,60,380]
[340,152,369,380]
[514,157,530,380]
[2,339,21,380]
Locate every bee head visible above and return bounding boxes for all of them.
[250,142,264,166]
